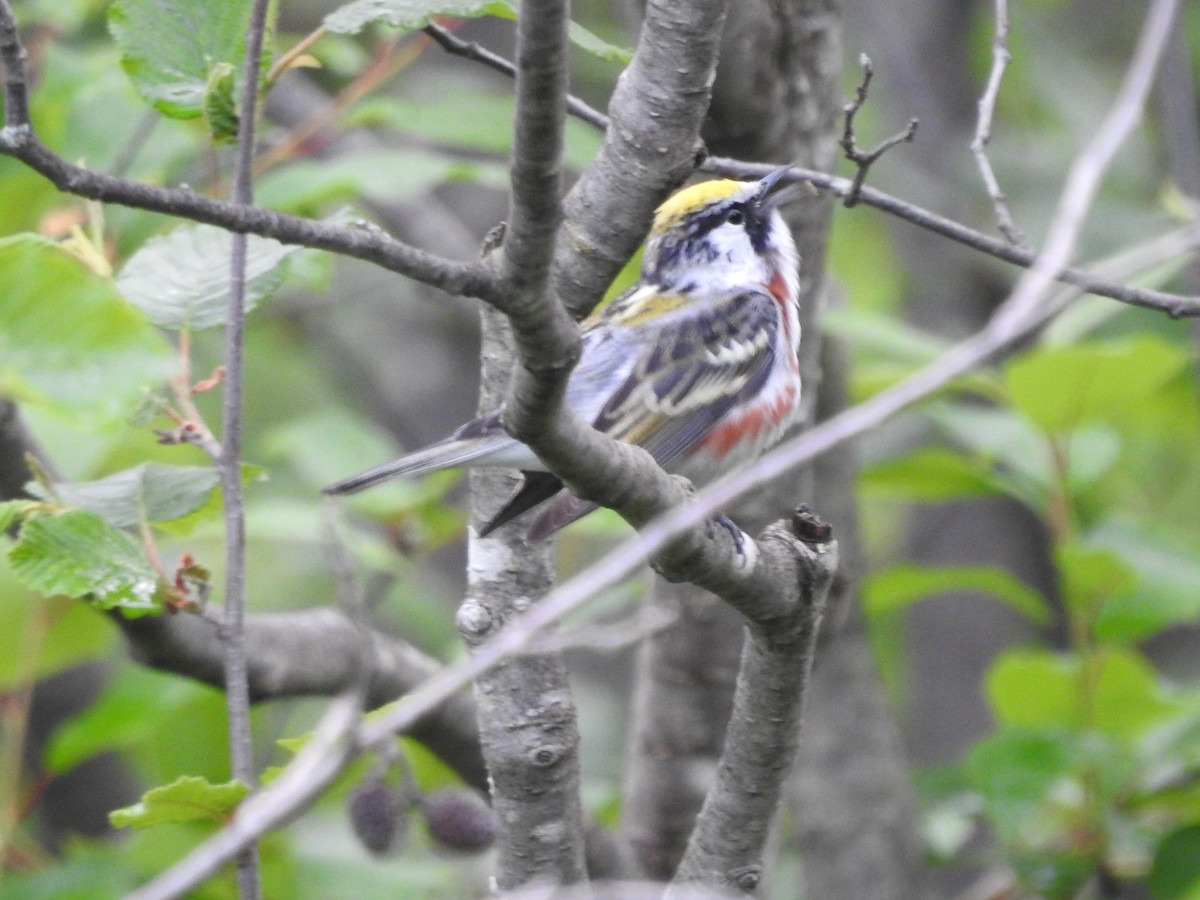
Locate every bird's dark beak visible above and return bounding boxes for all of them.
[758,165,805,211]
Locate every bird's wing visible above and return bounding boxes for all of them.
[585,288,781,469]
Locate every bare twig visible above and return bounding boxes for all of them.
[220,1,271,895]
[424,22,609,131]
[971,0,1028,245]
[704,158,1200,317]
[266,25,326,86]
[989,0,1181,337]
[839,54,918,208]
[420,18,1196,318]
[0,3,499,303]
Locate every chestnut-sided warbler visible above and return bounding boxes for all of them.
[324,168,803,540]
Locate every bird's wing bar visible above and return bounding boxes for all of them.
[589,289,780,469]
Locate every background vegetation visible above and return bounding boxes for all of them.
[1,0,1198,897]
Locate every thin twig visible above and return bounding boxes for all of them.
[221,0,271,895]
[266,25,326,86]
[424,22,609,130]
[839,54,918,208]
[253,32,429,177]
[703,158,1200,317]
[989,0,1181,338]
[0,3,501,302]
[0,3,1188,317]
[420,17,1197,318]
[971,0,1028,246]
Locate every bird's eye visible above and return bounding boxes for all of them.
[725,208,745,226]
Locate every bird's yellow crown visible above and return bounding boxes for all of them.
[652,179,747,234]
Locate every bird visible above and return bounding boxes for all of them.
[324,167,804,542]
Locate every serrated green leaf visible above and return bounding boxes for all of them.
[7,509,162,613]
[109,775,249,829]
[325,0,513,34]
[31,464,221,528]
[862,563,1050,624]
[861,446,1002,502]
[117,224,300,330]
[204,60,239,142]
[108,0,255,119]
[1004,337,1191,434]
[0,235,174,422]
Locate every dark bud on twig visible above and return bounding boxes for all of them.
[347,778,409,857]
[790,505,832,545]
[420,789,497,854]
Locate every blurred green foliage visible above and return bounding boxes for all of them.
[0,0,1198,897]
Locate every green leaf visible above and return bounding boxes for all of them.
[930,404,1051,504]
[986,648,1181,737]
[45,667,199,774]
[1055,542,1135,618]
[1090,518,1200,640]
[117,224,300,330]
[32,464,221,528]
[255,150,487,214]
[565,21,632,64]
[965,727,1077,845]
[341,91,603,172]
[7,510,163,614]
[109,775,249,829]
[324,0,630,63]
[0,555,117,689]
[862,563,1050,624]
[1149,826,1200,899]
[325,0,514,35]
[108,0,255,119]
[0,235,174,422]
[822,308,952,366]
[861,446,1002,502]
[203,60,239,142]
[0,499,33,532]
[1004,337,1191,434]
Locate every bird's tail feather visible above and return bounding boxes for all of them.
[322,434,514,495]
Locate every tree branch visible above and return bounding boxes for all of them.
[668,538,835,893]
[0,3,500,305]
[458,0,590,889]
[419,10,1200,319]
